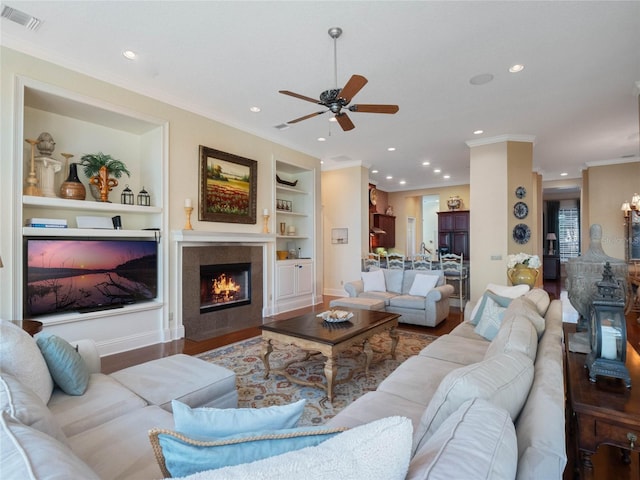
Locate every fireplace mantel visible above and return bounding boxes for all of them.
[172,230,276,245]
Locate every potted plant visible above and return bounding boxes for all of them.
[80,153,131,201]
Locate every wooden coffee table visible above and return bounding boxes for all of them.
[260,309,400,402]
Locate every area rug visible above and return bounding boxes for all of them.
[197,330,436,425]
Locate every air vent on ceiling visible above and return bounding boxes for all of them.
[1,5,42,31]
[274,123,290,131]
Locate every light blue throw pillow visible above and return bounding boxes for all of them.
[474,294,513,340]
[172,399,306,437]
[35,334,89,396]
[149,425,347,478]
[470,290,514,326]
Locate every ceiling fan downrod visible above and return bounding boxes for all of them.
[328,27,342,90]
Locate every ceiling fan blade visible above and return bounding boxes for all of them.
[335,112,355,131]
[279,90,321,104]
[339,75,368,103]
[349,104,399,114]
[287,110,327,124]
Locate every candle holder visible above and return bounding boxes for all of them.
[184,206,193,230]
[263,214,270,234]
[24,138,42,196]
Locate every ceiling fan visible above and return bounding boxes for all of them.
[279,27,399,132]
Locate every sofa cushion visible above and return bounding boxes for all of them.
[414,351,534,453]
[0,411,99,480]
[409,273,439,296]
[469,284,530,321]
[36,333,90,396]
[150,425,347,478]
[484,313,538,362]
[524,288,551,317]
[48,373,147,437]
[361,269,386,292]
[358,290,398,305]
[382,268,405,293]
[474,294,512,340]
[0,320,53,404]
[388,294,426,309]
[470,290,515,326]
[418,335,489,366]
[0,373,68,445]
[407,398,517,480]
[509,296,546,337]
[68,405,174,480]
[172,399,305,437]
[166,416,412,480]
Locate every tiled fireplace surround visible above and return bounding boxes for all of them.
[175,232,272,341]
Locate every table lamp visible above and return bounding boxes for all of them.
[546,233,557,255]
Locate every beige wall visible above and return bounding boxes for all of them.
[584,161,640,259]
[0,47,321,323]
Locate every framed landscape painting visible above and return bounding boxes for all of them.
[199,146,257,224]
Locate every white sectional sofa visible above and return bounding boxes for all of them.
[340,268,455,327]
[0,320,237,479]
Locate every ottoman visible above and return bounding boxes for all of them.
[110,354,237,411]
[329,297,385,311]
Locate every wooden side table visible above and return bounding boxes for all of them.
[564,323,640,478]
[11,320,43,337]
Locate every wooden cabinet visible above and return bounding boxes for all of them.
[371,214,395,249]
[543,255,561,280]
[437,210,470,259]
[275,259,313,302]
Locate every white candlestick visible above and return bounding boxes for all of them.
[263,208,269,216]
[184,198,192,208]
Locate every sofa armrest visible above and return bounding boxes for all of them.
[464,300,478,323]
[425,284,454,302]
[344,280,364,297]
[73,339,101,374]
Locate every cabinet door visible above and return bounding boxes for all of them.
[453,211,469,231]
[438,212,454,231]
[296,261,313,296]
[276,263,296,299]
[452,232,469,258]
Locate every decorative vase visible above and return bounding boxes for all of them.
[90,165,118,202]
[59,162,86,200]
[507,264,538,288]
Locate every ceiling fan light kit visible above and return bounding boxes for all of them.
[279,27,399,131]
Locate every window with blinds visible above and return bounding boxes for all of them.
[559,206,580,262]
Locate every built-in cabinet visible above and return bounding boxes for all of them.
[437,210,470,259]
[274,161,315,312]
[371,213,396,249]
[12,76,168,353]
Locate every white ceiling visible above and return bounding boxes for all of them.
[2,1,639,192]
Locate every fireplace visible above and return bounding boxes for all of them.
[200,263,251,313]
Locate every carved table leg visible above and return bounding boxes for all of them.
[580,450,594,471]
[261,339,273,379]
[363,339,374,376]
[324,356,337,402]
[389,326,399,359]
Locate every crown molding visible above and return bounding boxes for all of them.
[465,134,536,148]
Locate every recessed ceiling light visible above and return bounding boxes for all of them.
[422,161,430,166]
[560,172,568,176]
[399,180,406,185]
[443,175,450,179]
[387,147,396,152]
[371,169,379,174]
[122,50,137,60]
[473,130,483,135]
[329,117,337,123]
[509,64,525,73]
[386,175,393,180]
[433,169,441,174]
[320,160,324,164]
[249,106,261,113]
[469,73,494,85]
[317,137,326,142]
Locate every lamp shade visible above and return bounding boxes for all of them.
[621,202,631,212]
[546,233,557,241]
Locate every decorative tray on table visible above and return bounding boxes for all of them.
[316,310,354,323]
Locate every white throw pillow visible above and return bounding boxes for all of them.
[469,284,530,322]
[169,416,413,480]
[361,269,386,292]
[409,274,439,296]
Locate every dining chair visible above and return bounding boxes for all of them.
[411,254,432,270]
[387,253,405,270]
[440,252,467,309]
[362,253,381,272]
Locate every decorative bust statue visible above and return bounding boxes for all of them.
[565,224,628,330]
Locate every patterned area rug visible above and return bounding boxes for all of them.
[197,330,436,425]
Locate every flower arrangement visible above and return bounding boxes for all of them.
[507,253,541,269]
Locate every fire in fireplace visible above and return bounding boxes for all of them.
[200,263,251,313]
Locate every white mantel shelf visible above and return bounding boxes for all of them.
[171,230,276,243]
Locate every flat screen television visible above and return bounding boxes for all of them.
[24,236,158,317]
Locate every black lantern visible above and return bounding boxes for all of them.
[137,186,150,207]
[121,184,134,205]
[586,262,631,388]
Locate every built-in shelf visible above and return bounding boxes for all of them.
[275,210,307,217]
[23,195,162,214]
[23,227,161,238]
[276,184,308,195]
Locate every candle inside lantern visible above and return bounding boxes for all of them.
[288,225,296,234]
[184,198,192,208]
[601,325,619,360]
[263,208,269,216]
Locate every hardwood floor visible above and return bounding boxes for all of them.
[101,284,640,479]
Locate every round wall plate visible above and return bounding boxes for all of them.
[513,201,529,219]
[515,186,527,199]
[513,223,531,244]
[369,187,377,206]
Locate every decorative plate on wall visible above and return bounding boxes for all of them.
[515,186,527,199]
[369,187,377,206]
[513,201,529,219]
[513,223,531,244]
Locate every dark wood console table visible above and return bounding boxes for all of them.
[564,323,640,479]
[11,319,43,337]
